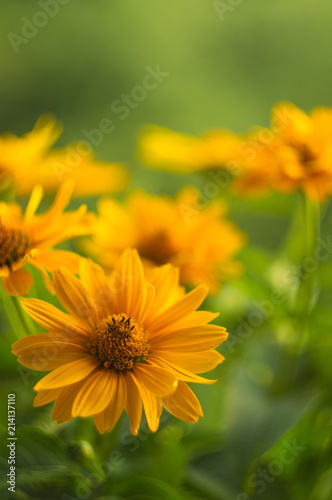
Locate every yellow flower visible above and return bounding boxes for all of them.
[12,249,227,434]
[0,115,128,197]
[0,181,90,296]
[85,188,246,294]
[138,125,240,173]
[234,102,332,201]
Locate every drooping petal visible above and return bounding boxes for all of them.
[72,368,116,417]
[132,363,177,397]
[33,388,62,407]
[131,373,162,432]
[163,381,203,422]
[34,356,99,391]
[37,249,81,274]
[2,268,34,296]
[52,381,82,423]
[124,371,142,436]
[94,372,127,433]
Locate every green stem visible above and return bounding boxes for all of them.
[0,287,26,339]
[292,193,320,349]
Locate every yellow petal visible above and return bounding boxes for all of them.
[12,331,87,354]
[133,364,177,397]
[111,248,144,318]
[148,356,216,385]
[151,325,228,352]
[146,284,208,334]
[2,268,34,296]
[163,381,203,422]
[152,350,224,374]
[16,342,88,371]
[131,373,162,432]
[0,266,9,278]
[124,371,142,436]
[94,372,127,433]
[52,381,82,423]
[20,298,90,337]
[136,283,155,324]
[72,368,116,417]
[33,388,62,407]
[24,184,44,224]
[53,267,98,329]
[79,259,113,319]
[37,250,81,274]
[34,356,99,390]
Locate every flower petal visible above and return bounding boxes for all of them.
[33,388,62,407]
[163,381,203,422]
[151,325,228,352]
[34,356,99,390]
[132,363,177,397]
[148,356,216,385]
[131,373,162,432]
[94,372,126,433]
[53,267,98,329]
[16,342,88,371]
[152,350,224,374]
[79,259,113,319]
[52,381,82,423]
[72,368,116,417]
[146,284,208,334]
[21,298,90,337]
[124,371,142,436]
[2,268,34,296]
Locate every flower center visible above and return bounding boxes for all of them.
[88,314,150,371]
[138,229,177,266]
[0,221,30,269]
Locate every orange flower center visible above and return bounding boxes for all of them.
[138,229,177,266]
[0,221,30,269]
[88,314,150,371]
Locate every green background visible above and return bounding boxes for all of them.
[1,1,332,499]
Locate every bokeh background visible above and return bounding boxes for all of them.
[1,1,332,499]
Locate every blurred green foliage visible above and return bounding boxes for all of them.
[1,1,332,499]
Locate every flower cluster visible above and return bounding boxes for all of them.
[1,117,239,434]
[139,102,332,202]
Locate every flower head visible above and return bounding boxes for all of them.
[233,102,332,201]
[85,188,246,293]
[0,116,128,197]
[12,249,228,434]
[0,181,91,296]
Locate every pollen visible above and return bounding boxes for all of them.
[88,314,150,371]
[0,221,30,269]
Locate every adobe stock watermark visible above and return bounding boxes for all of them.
[214,0,245,22]
[51,65,170,183]
[8,0,71,54]
[236,439,306,499]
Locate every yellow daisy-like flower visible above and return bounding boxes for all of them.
[138,124,240,173]
[85,188,246,294]
[233,102,332,202]
[0,115,128,197]
[0,181,90,296]
[12,249,228,434]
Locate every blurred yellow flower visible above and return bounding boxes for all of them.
[139,103,332,202]
[85,188,246,294]
[138,124,240,173]
[12,249,227,434]
[233,102,332,202]
[0,115,129,197]
[0,181,90,296]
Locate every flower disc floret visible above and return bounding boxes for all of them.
[88,314,150,371]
